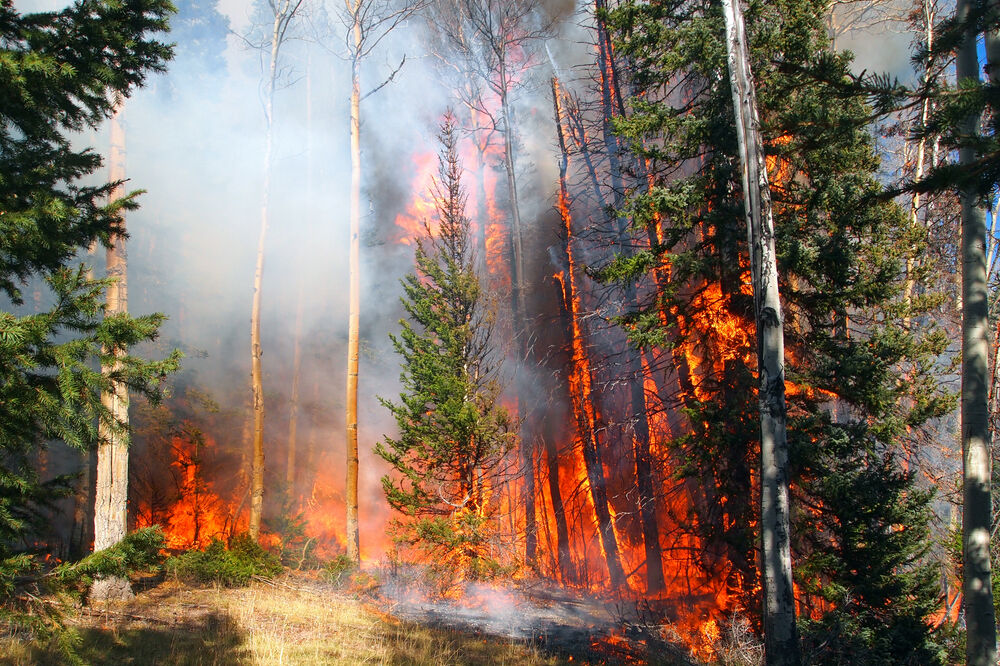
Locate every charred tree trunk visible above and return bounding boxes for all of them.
[552,79,626,588]
[92,107,133,602]
[547,78,581,585]
[70,447,95,559]
[590,13,666,593]
[722,0,799,662]
[959,0,997,661]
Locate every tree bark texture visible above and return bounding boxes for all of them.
[92,106,133,602]
[592,8,666,594]
[958,0,998,660]
[721,0,800,662]
[345,7,363,564]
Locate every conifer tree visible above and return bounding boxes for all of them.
[604,0,951,660]
[0,0,178,593]
[376,113,515,577]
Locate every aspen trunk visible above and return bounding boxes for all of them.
[345,7,362,564]
[91,107,132,602]
[248,11,284,541]
[902,0,935,328]
[959,0,998,660]
[287,278,305,489]
[721,0,800,662]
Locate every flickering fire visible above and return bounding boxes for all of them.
[134,431,242,549]
[393,151,439,244]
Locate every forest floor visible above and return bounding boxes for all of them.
[0,572,699,665]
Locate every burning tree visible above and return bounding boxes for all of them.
[376,113,516,582]
[605,0,949,660]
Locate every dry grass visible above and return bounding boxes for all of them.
[0,577,567,665]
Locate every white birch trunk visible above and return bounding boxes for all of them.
[345,5,363,564]
[721,1,800,662]
[248,8,285,540]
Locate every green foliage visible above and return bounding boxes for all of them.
[605,0,950,658]
[376,113,514,580]
[165,534,282,587]
[796,441,943,664]
[0,0,179,590]
[53,527,166,596]
[321,554,357,583]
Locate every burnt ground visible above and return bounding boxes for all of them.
[378,578,700,665]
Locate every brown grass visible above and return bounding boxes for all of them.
[0,578,568,665]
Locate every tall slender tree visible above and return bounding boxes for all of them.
[338,0,424,564]
[0,0,178,592]
[721,0,798,660]
[955,0,997,660]
[244,0,305,541]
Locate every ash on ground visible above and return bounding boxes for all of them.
[378,578,698,665]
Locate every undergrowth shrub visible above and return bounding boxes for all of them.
[165,533,281,586]
[321,554,356,584]
[54,527,166,597]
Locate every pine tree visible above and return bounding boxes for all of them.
[604,0,951,660]
[376,113,515,580]
[0,0,178,593]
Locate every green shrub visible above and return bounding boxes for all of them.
[54,527,166,596]
[165,534,281,586]
[321,554,356,584]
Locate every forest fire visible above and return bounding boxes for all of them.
[393,151,439,244]
[299,452,348,558]
[133,432,242,550]
[4,0,974,662]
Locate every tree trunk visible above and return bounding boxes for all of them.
[721,0,800,662]
[902,0,935,329]
[498,75,536,566]
[345,7,362,564]
[959,0,998,660]
[551,79,626,588]
[287,278,305,489]
[91,107,133,602]
[591,12,666,593]
[248,11,283,541]
[547,78,581,585]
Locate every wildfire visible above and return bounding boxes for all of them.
[134,431,242,550]
[393,151,439,245]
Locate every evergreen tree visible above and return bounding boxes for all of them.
[603,0,951,661]
[0,0,179,593]
[376,113,515,580]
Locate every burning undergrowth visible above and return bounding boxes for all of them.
[373,563,726,665]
